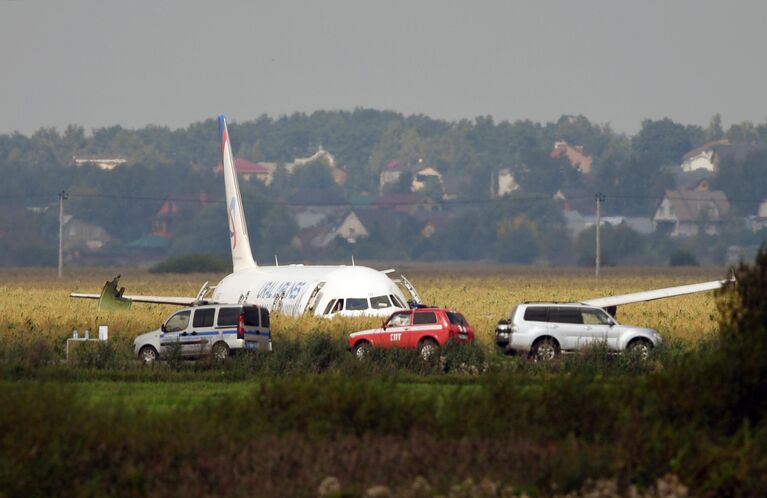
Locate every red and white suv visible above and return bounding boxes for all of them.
[348,307,474,359]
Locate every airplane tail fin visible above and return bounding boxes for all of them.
[219,115,257,271]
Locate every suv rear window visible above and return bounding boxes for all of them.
[260,308,270,328]
[243,307,260,327]
[523,307,548,322]
[217,307,240,327]
[413,311,437,325]
[193,308,215,328]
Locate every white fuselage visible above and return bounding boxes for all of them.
[211,264,409,317]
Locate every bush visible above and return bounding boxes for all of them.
[150,253,229,273]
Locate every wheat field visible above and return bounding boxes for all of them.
[0,265,726,348]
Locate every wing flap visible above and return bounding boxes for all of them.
[582,279,728,309]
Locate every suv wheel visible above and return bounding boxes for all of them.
[531,338,559,362]
[211,342,230,361]
[418,338,439,361]
[139,346,158,364]
[627,339,653,360]
[353,341,371,360]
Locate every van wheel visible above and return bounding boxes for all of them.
[531,338,559,362]
[418,338,439,361]
[353,341,371,360]
[211,342,230,361]
[627,339,653,360]
[139,346,158,364]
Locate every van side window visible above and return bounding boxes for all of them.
[413,311,437,325]
[523,307,548,322]
[549,308,583,324]
[217,307,240,327]
[260,308,270,328]
[193,308,215,328]
[243,307,260,327]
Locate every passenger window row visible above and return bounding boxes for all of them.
[523,307,610,325]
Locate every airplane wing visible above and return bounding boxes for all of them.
[581,279,729,310]
[70,292,196,306]
[70,275,198,310]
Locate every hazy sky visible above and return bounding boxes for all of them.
[1,0,766,135]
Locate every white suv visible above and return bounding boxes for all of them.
[134,303,272,363]
[495,303,662,361]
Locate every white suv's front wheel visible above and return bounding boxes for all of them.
[627,339,653,360]
[531,338,560,362]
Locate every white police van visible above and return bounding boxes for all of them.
[134,303,272,363]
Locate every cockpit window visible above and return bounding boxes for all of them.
[323,300,336,315]
[370,295,391,309]
[345,298,369,311]
[390,294,405,308]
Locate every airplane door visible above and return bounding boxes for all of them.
[304,282,326,314]
[382,310,412,348]
[159,310,191,357]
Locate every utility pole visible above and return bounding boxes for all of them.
[595,192,605,278]
[58,190,68,278]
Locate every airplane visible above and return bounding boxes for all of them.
[71,115,419,318]
[72,115,731,319]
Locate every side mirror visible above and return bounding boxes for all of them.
[161,324,167,333]
[382,321,387,330]
[608,319,616,326]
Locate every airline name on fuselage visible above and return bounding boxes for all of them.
[257,280,309,301]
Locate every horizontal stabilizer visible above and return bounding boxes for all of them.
[581,279,729,309]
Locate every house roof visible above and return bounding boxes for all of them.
[551,141,593,172]
[660,189,731,221]
[213,158,271,174]
[682,140,763,163]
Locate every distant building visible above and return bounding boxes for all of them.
[151,198,179,238]
[654,189,731,237]
[495,168,520,197]
[72,155,128,170]
[680,140,763,173]
[62,215,112,255]
[335,211,369,243]
[379,160,444,194]
[214,158,275,185]
[747,199,767,232]
[551,141,593,174]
